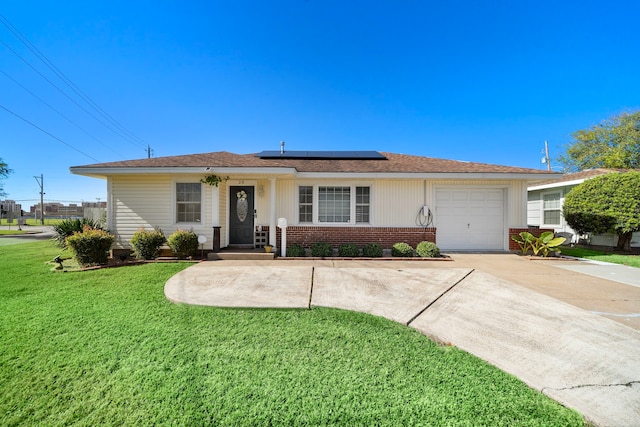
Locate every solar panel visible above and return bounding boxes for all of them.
[256,150,387,160]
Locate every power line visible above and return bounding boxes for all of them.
[1,70,123,156]
[0,103,101,162]
[0,38,147,151]
[0,14,147,149]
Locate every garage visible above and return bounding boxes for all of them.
[435,188,505,251]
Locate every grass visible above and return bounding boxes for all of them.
[0,218,65,226]
[561,246,640,268]
[0,230,32,235]
[1,241,584,426]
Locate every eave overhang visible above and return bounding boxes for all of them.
[70,165,561,182]
[528,178,585,191]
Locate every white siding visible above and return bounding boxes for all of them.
[270,178,526,230]
[111,175,214,249]
[527,191,541,226]
[108,174,535,250]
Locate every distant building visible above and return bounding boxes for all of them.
[0,199,22,214]
[27,201,106,218]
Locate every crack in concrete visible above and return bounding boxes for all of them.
[308,266,315,309]
[543,380,640,393]
[406,269,475,326]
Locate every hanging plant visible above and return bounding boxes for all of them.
[200,174,229,187]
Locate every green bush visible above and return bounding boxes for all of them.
[167,229,198,259]
[391,242,414,257]
[287,243,306,257]
[130,227,166,260]
[338,243,360,257]
[311,242,333,257]
[65,226,114,266]
[362,243,383,258]
[53,218,104,248]
[416,241,440,258]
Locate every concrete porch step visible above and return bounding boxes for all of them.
[208,250,275,261]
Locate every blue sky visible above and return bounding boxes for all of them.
[1,1,639,205]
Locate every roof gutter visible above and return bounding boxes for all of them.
[69,166,298,177]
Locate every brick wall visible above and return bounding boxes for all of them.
[267,226,437,249]
[508,227,554,251]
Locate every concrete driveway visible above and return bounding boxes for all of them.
[165,255,640,427]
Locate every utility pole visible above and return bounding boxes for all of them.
[147,144,152,158]
[544,140,551,171]
[34,174,44,225]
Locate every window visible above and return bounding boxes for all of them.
[176,183,201,223]
[299,186,313,223]
[542,192,561,226]
[319,186,350,223]
[298,185,371,224]
[355,186,370,223]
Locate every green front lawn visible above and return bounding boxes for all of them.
[561,246,640,268]
[0,218,65,226]
[1,241,583,426]
[0,230,31,235]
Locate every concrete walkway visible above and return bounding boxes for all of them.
[165,256,640,426]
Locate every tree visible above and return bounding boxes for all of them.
[0,158,11,198]
[558,111,640,172]
[562,171,640,251]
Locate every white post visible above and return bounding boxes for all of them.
[269,178,277,248]
[278,218,288,257]
[211,186,220,227]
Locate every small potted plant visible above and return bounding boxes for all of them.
[264,245,273,253]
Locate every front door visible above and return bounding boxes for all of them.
[229,186,254,245]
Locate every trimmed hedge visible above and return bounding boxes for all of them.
[416,241,440,258]
[391,242,414,257]
[338,243,360,257]
[130,227,166,260]
[167,229,198,259]
[311,242,333,257]
[362,243,383,258]
[66,227,114,266]
[287,243,306,257]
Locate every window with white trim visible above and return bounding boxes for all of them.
[299,186,313,223]
[542,192,561,226]
[176,183,202,223]
[355,186,370,223]
[297,185,371,224]
[319,186,350,223]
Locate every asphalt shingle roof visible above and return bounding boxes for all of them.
[73,151,554,175]
[531,168,632,186]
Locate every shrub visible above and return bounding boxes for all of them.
[362,243,383,258]
[167,229,198,259]
[130,227,166,260]
[391,242,414,257]
[53,218,104,248]
[287,243,306,257]
[416,241,440,258]
[338,243,360,257]
[65,226,114,267]
[311,242,333,257]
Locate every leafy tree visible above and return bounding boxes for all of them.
[558,111,640,172]
[562,171,640,251]
[0,158,11,197]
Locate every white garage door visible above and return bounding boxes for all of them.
[435,188,505,250]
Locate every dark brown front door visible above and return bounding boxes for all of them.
[229,186,254,245]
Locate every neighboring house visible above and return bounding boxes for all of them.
[527,168,640,247]
[70,150,559,253]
